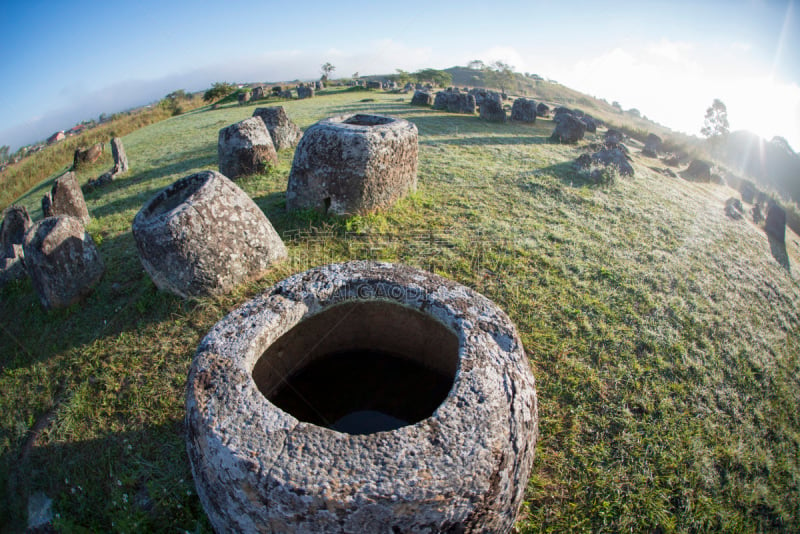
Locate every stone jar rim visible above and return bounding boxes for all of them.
[188,258,533,452]
[134,171,214,226]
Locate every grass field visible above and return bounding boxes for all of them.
[2,88,799,532]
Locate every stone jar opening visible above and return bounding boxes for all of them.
[253,300,459,435]
[341,114,395,127]
[143,173,207,219]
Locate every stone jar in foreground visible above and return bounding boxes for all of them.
[186,261,538,533]
[23,215,104,309]
[218,117,278,180]
[286,114,418,215]
[132,170,287,299]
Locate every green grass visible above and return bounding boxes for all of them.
[2,88,799,532]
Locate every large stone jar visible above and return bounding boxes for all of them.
[186,261,538,533]
[286,114,418,215]
[132,170,287,298]
[22,215,104,309]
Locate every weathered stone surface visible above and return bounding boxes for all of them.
[605,129,624,144]
[683,159,712,182]
[643,133,662,157]
[581,116,597,133]
[511,98,537,122]
[186,261,538,534]
[315,80,324,90]
[553,107,573,122]
[0,206,31,285]
[765,200,786,242]
[279,90,293,99]
[286,114,418,215]
[252,86,266,100]
[44,172,90,225]
[297,85,315,99]
[0,243,26,286]
[550,114,586,143]
[468,88,502,108]
[740,180,757,204]
[23,215,104,309]
[218,117,278,179]
[480,94,507,122]
[238,91,251,105]
[725,197,744,219]
[252,107,302,150]
[132,170,287,299]
[536,102,550,117]
[366,81,382,90]
[1,205,32,257]
[272,85,282,94]
[73,143,103,169]
[576,147,634,177]
[110,137,129,174]
[433,91,476,114]
[411,90,434,106]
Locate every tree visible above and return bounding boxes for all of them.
[701,98,730,139]
[0,145,9,164]
[467,59,486,71]
[203,82,236,103]
[414,68,452,87]
[352,72,359,80]
[612,101,623,113]
[484,61,515,94]
[394,69,416,85]
[321,62,335,81]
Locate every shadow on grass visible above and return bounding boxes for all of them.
[87,184,167,220]
[0,232,183,372]
[1,419,208,532]
[534,160,600,188]
[127,154,216,187]
[768,234,791,273]
[251,191,350,242]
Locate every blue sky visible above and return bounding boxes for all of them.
[1,0,798,151]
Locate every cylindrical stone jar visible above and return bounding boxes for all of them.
[132,170,287,298]
[286,114,418,216]
[186,261,538,533]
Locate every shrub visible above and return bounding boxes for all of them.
[203,82,236,103]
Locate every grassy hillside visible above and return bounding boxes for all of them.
[2,89,799,532]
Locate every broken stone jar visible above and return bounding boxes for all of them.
[186,261,538,533]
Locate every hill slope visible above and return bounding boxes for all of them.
[1,89,799,532]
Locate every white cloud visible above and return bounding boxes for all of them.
[546,40,800,149]
[475,46,530,73]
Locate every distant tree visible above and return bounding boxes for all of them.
[0,145,9,164]
[414,68,452,87]
[487,61,515,94]
[467,59,486,71]
[612,101,623,113]
[352,72,359,79]
[701,99,729,154]
[394,69,416,85]
[626,108,641,118]
[203,82,236,103]
[161,90,188,116]
[701,99,730,139]
[321,62,336,81]
[166,89,189,100]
